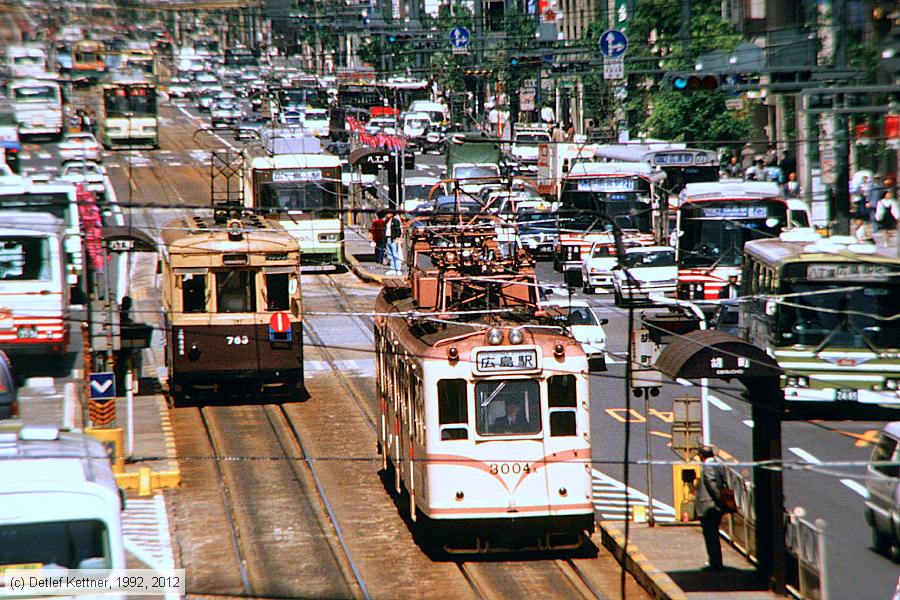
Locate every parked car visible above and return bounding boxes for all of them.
[612,245,678,306]
[58,132,101,162]
[865,422,900,561]
[0,350,18,418]
[542,300,609,372]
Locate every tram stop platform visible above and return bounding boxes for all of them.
[599,521,781,600]
[345,225,390,284]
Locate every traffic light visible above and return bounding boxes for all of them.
[664,72,721,92]
[510,55,541,67]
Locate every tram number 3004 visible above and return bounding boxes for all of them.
[226,335,250,345]
[489,462,532,475]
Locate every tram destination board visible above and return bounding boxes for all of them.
[473,347,540,374]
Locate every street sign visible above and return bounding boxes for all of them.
[603,57,625,80]
[269,311,290,333]
[599,29,628,59]
[449,26,470,49]
[89,372,116,400]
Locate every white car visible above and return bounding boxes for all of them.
[365,117,398,135]
[543,300,609,372]
[580,239,619,294]
[58,160,106,196]
[300,108,329,137]
[612,245,678,306]
[58,132,101,162]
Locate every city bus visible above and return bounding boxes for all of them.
[99,79,158,149]
[675,181,790,300]
[244,134,344,267]
[5,44,49,79]
[70,40,107,84]
[553,161,666,275]
[594,143,719,196]
[741,231,900,408]
[120,43,156,79]
[8,78,64,138]
[378,77,430,111]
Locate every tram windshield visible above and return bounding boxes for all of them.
[258,181,338,213]
[0,237,51,281]
[104,87,156,117]
[776,265,900,350]
[476,380,541,436]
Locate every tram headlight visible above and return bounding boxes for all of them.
[558,487,568,497]
[554,342,565,358]
[318,232,340,243]
[885,379,898,391]
[455,491,464,501]
[785,376,808,388]
[447,346,459,362]
[508,327,525,345]
[486,328,504,346]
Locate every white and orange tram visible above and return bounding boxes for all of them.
[374,214,594,552]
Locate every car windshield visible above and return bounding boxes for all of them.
[567,307,598,326]
[0,519,111,569]
[13,85,59,102]
[624,250,676,268]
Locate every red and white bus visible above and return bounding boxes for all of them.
[675,181,790,300]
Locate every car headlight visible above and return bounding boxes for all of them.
[785,376,808,388]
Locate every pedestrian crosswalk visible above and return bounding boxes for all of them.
[122,494,176,571]
[305,358,375,375]
[592,469,676,522]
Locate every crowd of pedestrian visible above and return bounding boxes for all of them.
[719,145,799,196]
[368,209,405,276]
[850,174,899,247]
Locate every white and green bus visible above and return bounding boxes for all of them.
[741,231,900,407]
[99,79,158,149]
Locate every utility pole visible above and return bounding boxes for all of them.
[832,0,850,235]
[680,0,691,57]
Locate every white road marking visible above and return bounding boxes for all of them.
[840,478,869,498]
[706,393,732,411]
[742,419,754,428]
[788,447,822,464]
[591,469,676,522]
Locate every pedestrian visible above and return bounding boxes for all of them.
[565,122,575,142]
[778,150,796,179]
[693,445,728,571]
[718,275,739,300]
[368,210,387,265]
[724,156,741,179]
[875,190,899,247]
[784,172,800,198]
[384,210,404,275]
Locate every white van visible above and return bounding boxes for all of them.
[0,425,126,573]
[0,213,69,359]
[865,421,900,560]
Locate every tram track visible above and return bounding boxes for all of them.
[194,403,367,599]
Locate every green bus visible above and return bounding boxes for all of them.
[741,232,900,408]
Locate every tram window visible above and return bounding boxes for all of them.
[438,379,467,424]
[548,375,576,407]
[265,273,290,311]
[216,270,256,313]
[549,411,577,437]
[476,380,541,436]
[181,274,206,313]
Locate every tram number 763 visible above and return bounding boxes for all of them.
[226,335,250,345]
[489,462,532,475]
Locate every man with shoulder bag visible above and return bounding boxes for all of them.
[693,445,735,571]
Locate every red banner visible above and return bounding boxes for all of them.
[76,185,104,274]
[347,116,408,151]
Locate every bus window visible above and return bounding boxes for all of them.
[181,273,206,313]
[216,270,256,313]
[265,273,290,311]
[438,379,468,440]
[548,374,577,437]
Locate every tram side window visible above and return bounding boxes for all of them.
[438,379,468,440]
[181,274,206,313]
[265,273,290,311]
[548,375,577,437]
[216,270,256,313]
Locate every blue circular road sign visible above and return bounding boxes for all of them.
[449,26,471,49]
[599,29,628,59]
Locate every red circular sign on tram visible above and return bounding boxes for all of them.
[269,312,290,333]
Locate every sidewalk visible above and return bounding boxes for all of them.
[600,521,781,600]
[345,224,390,284]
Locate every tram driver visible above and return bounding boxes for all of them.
[492,400,529,434]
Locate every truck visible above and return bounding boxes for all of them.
[0,424,126,575]
[8,78,64,139]
[444,134,502,195]
[535,141,599,199]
